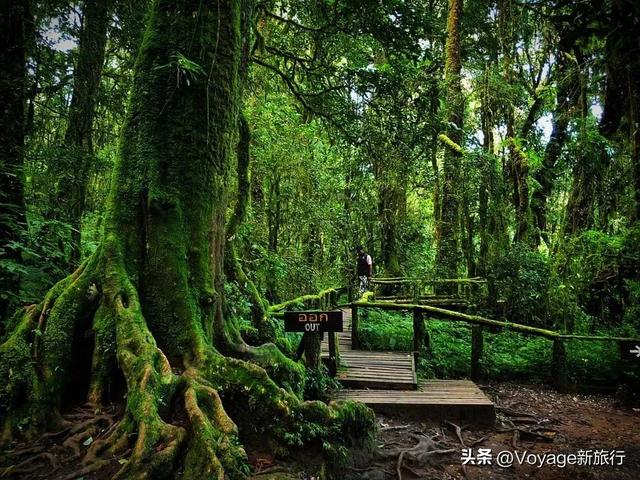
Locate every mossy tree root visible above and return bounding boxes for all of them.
[1,246,374,479]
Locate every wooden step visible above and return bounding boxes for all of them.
[333,380,495,426]
[335,350,417,390]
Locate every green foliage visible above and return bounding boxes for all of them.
[0,210,71,310]
[482,331,550,380]
[226,281,300,355]
[423,321,472,378]
[359,308,413,351]
[554,226,640,332]
[356,308,627,386]
[324,400,376,475]
[303,364,341,401]
[623,280,640,333]
[154,52,205,87]
[490,244,550,326]
[565,339,619,385]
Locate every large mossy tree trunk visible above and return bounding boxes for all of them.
[0,1,372,477]
[435,0,464,281]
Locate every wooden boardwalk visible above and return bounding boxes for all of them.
[321,308,495,425]
[321,309,417,390]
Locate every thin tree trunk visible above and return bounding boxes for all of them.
[429,92,442,245]
[266,174,281,301]
[225,115,269,337]
[60,0,111,268]
[436,0,464,280]
[531,50,578,246]
[378,176,405,278]
[478,64,493,275]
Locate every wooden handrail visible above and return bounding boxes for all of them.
[271,286,639,391]
[268,287,341,312]
[349,299,639,391]
[370,277,487,285]
[351,300,640,344]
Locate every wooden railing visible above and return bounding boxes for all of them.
[350,292,640,391]
[369,276,489,304]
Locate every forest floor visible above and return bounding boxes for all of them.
[342,381,640,480]
[1,382,638,479]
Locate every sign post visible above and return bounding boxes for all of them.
[284,310,343,373]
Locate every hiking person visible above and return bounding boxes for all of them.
[356,245,373,295]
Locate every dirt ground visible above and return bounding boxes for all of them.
[342,382,640,480]
[1,382,639,479]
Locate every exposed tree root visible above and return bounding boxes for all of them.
[1,452,58,478]
[444,420,467,447]
[387,432,457,480]
[1,216,373,480]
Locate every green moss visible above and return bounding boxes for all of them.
[0,306,41,436]
[248,342,305,395]
[438,133,463,154]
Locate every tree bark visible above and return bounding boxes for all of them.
[59,0,111,268]
[436,0,464,280]
[0,1,372,477]
[265,173,281,301]
[378,176,405,278]
[225,115,270,338]
[478,64,494,275]
[531,50,579,246]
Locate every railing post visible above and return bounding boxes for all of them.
[413,308,425,364]
[552,338,568,392]
[471,325,484,382]
[303,298,322,369]
[328,331,338,375]
[351,304,359,349]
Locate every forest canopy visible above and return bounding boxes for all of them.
[0,0,639,478]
